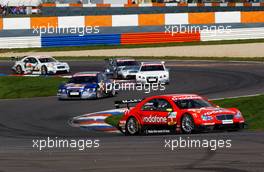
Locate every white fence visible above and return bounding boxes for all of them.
[201,27,264,41]
[0,36,41,48]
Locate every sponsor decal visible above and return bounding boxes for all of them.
[168,112,177,125]
[143,115,167,123]
[172,95,202,100]
[202,109,230,116]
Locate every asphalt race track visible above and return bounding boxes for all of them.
[0,60,264,172]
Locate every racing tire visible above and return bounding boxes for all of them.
[108,86,116,97]
[41,66,48,75]
[15,65,23,74]
[181,114,196,134]
[125,117,141,136]
[95,89,103,99]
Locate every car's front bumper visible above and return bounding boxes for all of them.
[48,67,70,74]
[198,122,245,131]
[57,91,96,100]
[136,77,169,84]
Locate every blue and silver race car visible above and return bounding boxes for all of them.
[57,72,116,100]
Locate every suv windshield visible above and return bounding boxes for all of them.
[69,76,97,84]
[117,61,138,66]
[39,58,56,63]
[141,65,164,71]
[174,99,213,109]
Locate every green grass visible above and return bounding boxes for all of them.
[1,56,264,62]
[105,95,264,130]
[105,115,124,129]
[0,76,67,99]
[213,95,264,130]
[0,38,264,53]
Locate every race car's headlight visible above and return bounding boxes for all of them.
[138,75,145,79]
[59,89,66,93]
[85,88,96,92]
[201,115,213,121]
[234,111,242,119]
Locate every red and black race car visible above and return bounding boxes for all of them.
[116,94,245,135]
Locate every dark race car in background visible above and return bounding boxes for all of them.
[116,94,245,135]
[57,72,116,100]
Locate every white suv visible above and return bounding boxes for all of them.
[136,62,169,84]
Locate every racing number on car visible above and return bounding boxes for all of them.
[167,111,177,125]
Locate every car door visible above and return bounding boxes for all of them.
[29,57,39,72]
[139,98,173,125]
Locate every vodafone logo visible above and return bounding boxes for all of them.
[143,115,167,123]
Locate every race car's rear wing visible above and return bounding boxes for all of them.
[115,99,143,109]
[11,57,19,61]
[11,56,25,61]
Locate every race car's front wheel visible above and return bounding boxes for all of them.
[41,66,48,75]
[16,65,23,74]
[181,114,196,134]
[125,117,141,136]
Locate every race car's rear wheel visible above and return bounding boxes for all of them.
[95,89,102,99]
[108,87,116,97]
[16,65,23,74]
[41,66,48,75]
[125,117,141,136]
[181,114,196,134]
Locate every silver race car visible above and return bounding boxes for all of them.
[12,55,70,75]
[105,58,139,79]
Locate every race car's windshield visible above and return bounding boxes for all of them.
[174,99,213,109]
[69,76,97,84]
[117,61,138,66]
[39,58,57,63]
[140,65,164,71]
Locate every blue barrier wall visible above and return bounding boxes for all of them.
[41,34,121,47]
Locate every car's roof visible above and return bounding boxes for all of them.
[73,71,100,77]
[141,61,164,66]
[153,94,203,100]
[115,58,135,62]
[27,55,53,59]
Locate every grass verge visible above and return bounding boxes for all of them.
[0,39,264,53]
[105,95,264,130]
[0,76,67,99]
